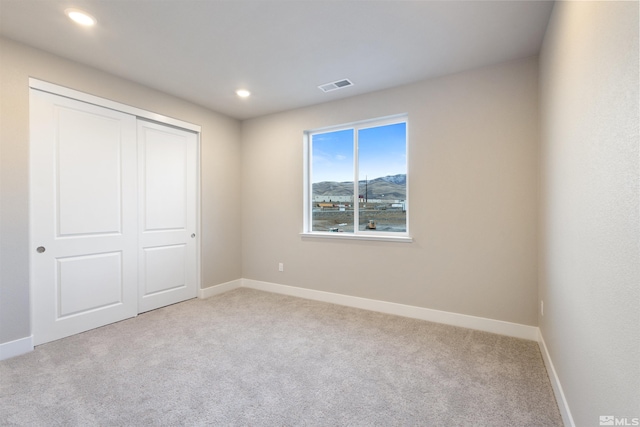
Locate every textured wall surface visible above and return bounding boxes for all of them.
[0,38,242,344]
[539,1,640,424]
[241,57,540,326]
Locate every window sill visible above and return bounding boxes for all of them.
[300,232,413,243]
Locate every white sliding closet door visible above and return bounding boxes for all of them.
[30,90,138,345]
[137,120,198,313]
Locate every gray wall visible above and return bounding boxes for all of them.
[0,38,243,344]
[241,57,540,326]
[539,1,640,424]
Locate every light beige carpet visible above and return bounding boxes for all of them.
[0,288,562,426]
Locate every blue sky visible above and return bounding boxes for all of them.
[311,122,406,183]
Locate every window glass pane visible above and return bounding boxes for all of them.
[311,129,355,232]
[358,122,407,232]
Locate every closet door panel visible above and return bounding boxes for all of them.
[56,108,122,235]
[138,120,198,313]
[143,128,187,230]
[30,90,138,345]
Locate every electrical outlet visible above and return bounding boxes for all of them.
[278,262,284,272]
[541,300,544,316]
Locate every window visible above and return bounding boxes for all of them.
[303,115,410,241]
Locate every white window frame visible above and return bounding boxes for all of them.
[302,114,412,243]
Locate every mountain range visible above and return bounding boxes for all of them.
[313,174,406,200]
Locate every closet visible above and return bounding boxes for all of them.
[29,85,199,345]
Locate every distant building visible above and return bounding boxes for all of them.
[314,195,405,206]
[317,203,335,209]
[313,195,354,203]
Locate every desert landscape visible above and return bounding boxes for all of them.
[312,174,407,232]
[312,207,407,232]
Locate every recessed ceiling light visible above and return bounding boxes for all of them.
[65,9,96,27]
[236,89,251,98]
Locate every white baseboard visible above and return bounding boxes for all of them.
[538,331,575,427]
[198,279,242,299]
[0,335,34,361]
[242,279,539,341]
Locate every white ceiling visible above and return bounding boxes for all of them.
[0,0,554,120]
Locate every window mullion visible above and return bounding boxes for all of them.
[353,128,359,234]
[306,133,312,233]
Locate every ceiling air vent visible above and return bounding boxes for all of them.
[318,79,353,93]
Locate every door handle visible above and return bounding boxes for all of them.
[36,246,46,253]
[191,233,195,238]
